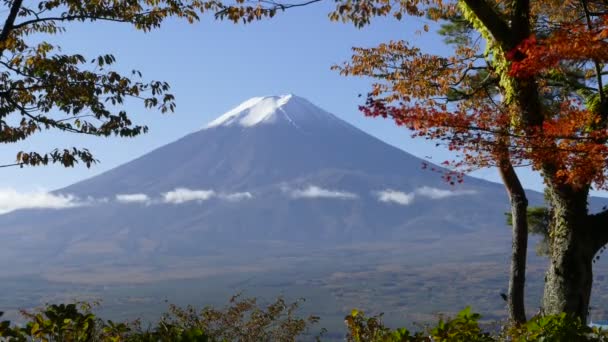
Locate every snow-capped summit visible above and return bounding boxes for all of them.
[0,93,516,286]
[205,94,341,129]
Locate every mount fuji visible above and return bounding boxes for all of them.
[60,94,490,196]
[0,94,529,286]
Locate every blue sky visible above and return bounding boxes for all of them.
[0,3,554,196]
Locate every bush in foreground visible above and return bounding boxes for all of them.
[0,296,321,342]
[2,300,608,341]
[346,307,608,341]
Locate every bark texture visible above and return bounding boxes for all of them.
[541,187,596,321]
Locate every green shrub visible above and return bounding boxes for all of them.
[428,307,494,342]
[508,313,608,342]
[344,307,608,342]
[344,306,492,342]
[4,301,608,341]
[0,296,320,342]
[344,308,422,341]
[0,303,103,341]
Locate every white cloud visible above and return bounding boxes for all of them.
[221,192,253,202]
[415,186,477,199]
[115,193,150,204]
[0,188,82,214]
[376,186,477,205]
[376,190,415,205]
[287,185,358,200]
[163,188,215,204]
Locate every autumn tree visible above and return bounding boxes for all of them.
[212,0,608,323]
[435,13,531,324]
[0,0,216,168]
[336,0,608,323]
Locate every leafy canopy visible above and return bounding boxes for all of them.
[0,0,226,168]
[334,0,608,190]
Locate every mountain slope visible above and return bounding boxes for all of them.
[0,94,524,277]
[61,95,474,196]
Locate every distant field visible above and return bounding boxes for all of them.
[3,232,608,338]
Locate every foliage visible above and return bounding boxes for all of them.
[345,307,493,342]
[505,189,551,256]
[0,0,219,168]
[345,307,608,342]
[505,207,550,236]
[324,0,608,191]
[507,313,608,342]
[428,307,494,342]
[0,296,320,342]
[5,302,608,341]
[344,309,424,341]
[161,295,323,341]
[0,302,104,341]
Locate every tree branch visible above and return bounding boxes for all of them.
[0,0,23,42]
[511,0,531,40]
[581,0,608,124]
[0,162,22,168]
[495,134,528,324]
[461,0,515,48]
[11,14,134,31]
[214,0,324,20]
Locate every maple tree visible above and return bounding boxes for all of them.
[338,16,532,323]
[212,0,608,323]
[334,0,608,323]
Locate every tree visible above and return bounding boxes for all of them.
[212,0,608,323]
[0,0,212,168]
[435,13,531,324]
[334,0,608,322]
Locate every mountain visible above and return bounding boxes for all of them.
[61,94,487,195]
[0,94,526,278]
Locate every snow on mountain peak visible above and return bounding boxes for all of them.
[206,94,293,128]
[205,94,340,129]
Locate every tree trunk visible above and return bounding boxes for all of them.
[542,188,595,321]
[508,192,528,323]
[499,163,528,324]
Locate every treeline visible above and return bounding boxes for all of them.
[2,299,608,341]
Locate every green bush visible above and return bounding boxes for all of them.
[3,301,608,341]
[507,313,608,342]
[344,307,608,342]
[0,296,320,342]
[344,308,421,341]
[344,306,492,342]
